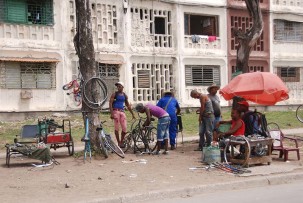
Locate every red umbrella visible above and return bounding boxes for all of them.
[219,72,289,105]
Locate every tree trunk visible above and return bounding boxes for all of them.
[232,0,264,108]
[74,0,100,147]
[234,0,264,73]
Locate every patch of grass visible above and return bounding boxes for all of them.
[1,110,302,147]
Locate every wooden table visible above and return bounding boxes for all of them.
[228,137,274,167]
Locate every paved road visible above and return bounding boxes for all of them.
[150,182,303,203]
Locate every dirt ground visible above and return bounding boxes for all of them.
[1,141,303,203]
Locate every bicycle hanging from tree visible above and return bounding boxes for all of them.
[63,68,108,109]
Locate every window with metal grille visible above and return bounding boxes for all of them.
[185,65,220,86]
[184,14,219,36]
[137,70,150,88]
[277,67,300,82]
[0,62,56,89]
[274,20,303,42]
[97,63,120,78]
[0,0,54,25]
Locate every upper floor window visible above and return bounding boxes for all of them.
[276,67,300,82]
[0,62,56,89]
[185,65,220,86]
[274,20,303,42]
[0,0,54,25]
[184,14,219,36]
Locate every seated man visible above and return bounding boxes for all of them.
[135,103,171,155]
[214,109,245,141]
[237,101,260,136]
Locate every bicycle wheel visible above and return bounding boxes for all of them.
[223,137,250,167]
[132,127,146,153]
[99,135,108,158]
[296,105,303,123]
[122,133,133,153]
[104,135,125,158]
[67,136,74,156]
[83,77,108,109]
[146,127,158,152]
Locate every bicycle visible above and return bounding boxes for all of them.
[63,69,108,109]
[82,113,125,160]
[96,122,125,158]
[63,79,82,106]
[123,113,157,154]
[296,105,303,123]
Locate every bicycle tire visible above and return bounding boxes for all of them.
[83,77,108,109]
[67,136,74,156]
[223,137,251,167]
[105,135,125,158]
[99,135,108,158]
[122,133,133,153]
[296,105,303,123]
[146,127,158,152]
[132,126,145,153]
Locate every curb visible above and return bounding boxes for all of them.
[89,171,303,203]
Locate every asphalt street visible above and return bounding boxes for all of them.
[150,181,303,203]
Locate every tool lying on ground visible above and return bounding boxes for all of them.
[211,162,251,174]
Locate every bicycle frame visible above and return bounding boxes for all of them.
[63,79,82,106]
[83,115,91,163]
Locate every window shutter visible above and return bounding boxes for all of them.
[5,63,21,88]
[185,65,220,86]
[192,67,203,85]
[137,70,150,88]
[6,0,27,23]
[213,67,220,85]
[185,66,192,85]
[42,0,54,25]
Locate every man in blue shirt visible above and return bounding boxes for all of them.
[157,90,181,150]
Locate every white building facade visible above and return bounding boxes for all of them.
[270,0,303,105]
[0,0,302,118]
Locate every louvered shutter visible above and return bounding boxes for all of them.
[6,0,26,23]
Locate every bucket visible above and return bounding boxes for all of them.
[201,146,221,164]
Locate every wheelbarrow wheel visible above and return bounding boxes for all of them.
[67,136,74,156]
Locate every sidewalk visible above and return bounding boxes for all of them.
[0,129,303,203]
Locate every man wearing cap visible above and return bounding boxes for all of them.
[237,101,259,136]
[135,103,170,155]
[190,90,215,151]
[109,82,135,148]
[157,90,181,150]
[207,83,221,132]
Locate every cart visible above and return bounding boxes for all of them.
[38,118,74,156]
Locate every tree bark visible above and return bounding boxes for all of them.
[234,0,264,73]
[74,0,100,147]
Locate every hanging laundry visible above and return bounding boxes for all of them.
[208,36,217,42]
[191,35,200,43]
